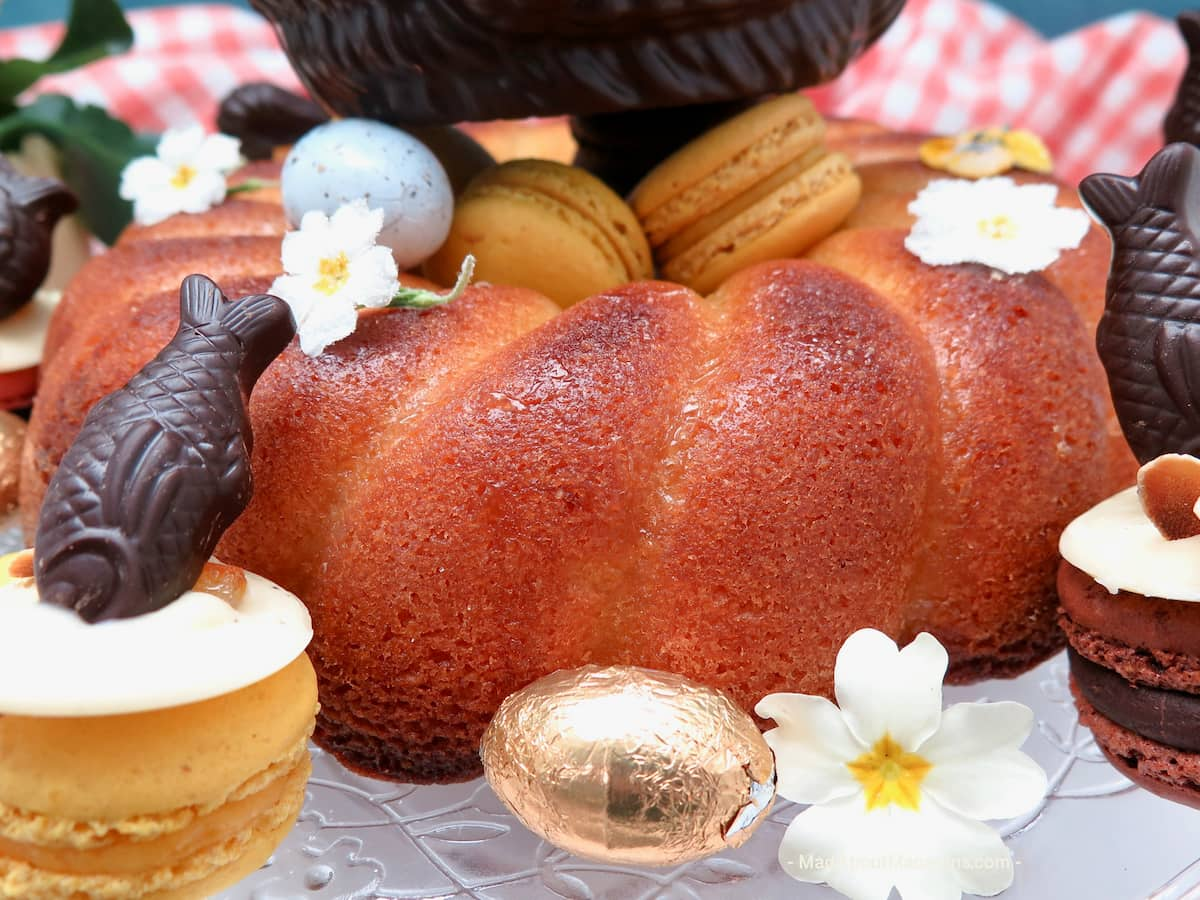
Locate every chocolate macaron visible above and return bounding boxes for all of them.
[1061,143,1200,807]
[1059,485,1200,808]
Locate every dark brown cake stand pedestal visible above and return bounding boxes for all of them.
[249,0,906,192]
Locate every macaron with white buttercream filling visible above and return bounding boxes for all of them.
[1058,145,1200,810]
[0,274,317,900]
[0,551,311,716]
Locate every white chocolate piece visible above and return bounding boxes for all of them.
[1059,486,1200,601]
[0,562,312,716]
[0,290,59,374]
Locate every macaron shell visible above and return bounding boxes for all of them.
[425,160,652,307]
[0,767,307,899]
[0,653,317,820]
[631,94,824,243]
[0,369,36,412]
[480,160,651,280]
[663,152,861,295]
[1072,683,1200,810]
[659,145,826,262]
[0,656,315,898]
[427,184,627,307]
[1058,561,1200,689]
[0,740,306,852]
[144,810,302,900]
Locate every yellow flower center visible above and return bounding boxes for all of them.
[313,252,351,296]
[846,734,932,812]
[977,214,1018,241]
[170,164,197,189]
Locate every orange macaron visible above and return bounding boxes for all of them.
[630,94,861,294]
[0,551,318,900]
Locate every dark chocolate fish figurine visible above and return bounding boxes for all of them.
[0,158,77,320]
[1165,12,1200,147]
[1080,142,1200,465]
[217,82,328,161]
[34,274,295,622]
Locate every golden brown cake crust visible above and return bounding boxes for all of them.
[249,264,943,781]
[807,229,1115,678]
[829,156,1133,489]
[22,152,1121,782]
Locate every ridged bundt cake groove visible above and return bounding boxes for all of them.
[285,261,945,780]
[22,148,1125,784]
[809,228,1117,677]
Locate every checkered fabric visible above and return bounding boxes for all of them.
[808,0,1185,185]
[0,0,1186,187]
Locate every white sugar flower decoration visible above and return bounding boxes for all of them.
[756,629,1047,900]
[119,126,243,226]
[905,177,1090,274]
[269,200,400,356]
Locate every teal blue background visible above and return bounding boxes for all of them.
[0,1,1197,37]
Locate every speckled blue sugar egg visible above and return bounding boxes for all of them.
[282,119,454,270]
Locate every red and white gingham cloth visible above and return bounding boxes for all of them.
[0,0,1185,187]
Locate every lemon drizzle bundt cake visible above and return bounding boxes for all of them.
[20,134,1129,782]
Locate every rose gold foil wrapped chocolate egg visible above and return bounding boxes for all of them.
[481,665,776,866]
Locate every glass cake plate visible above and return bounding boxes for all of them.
[2,520,1197,899]
[219,655,1200,900]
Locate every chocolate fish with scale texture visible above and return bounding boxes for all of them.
[1080,142,1200,465]
[34,274,295,622]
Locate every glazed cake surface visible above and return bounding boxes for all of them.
[22,150,1126,782]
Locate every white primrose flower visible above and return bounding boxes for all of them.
[756,629,1047,900]
[904,177,1091,275]
[119,126,243,226]
[269,199,400,356]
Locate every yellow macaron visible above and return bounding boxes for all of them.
[424,159,653,308]
[0,544,320,900]
[630,94,861,295]
[0,652,316,899]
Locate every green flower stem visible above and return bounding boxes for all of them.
[389,254,476,309]
[226,178,277,195]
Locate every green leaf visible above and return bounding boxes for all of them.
[0,0,134,110]
[0,94,158,244]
